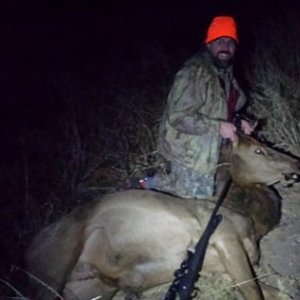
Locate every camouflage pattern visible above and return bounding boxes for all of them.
[152,48,246,199]
[150,161,215,199]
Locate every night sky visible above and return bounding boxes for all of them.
[0,0,300,290]
[0,1,297,101]
[1,0,298,132]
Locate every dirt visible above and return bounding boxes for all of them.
[258,184,300,299]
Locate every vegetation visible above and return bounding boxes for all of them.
[246,12,300,155]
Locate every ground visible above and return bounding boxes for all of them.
[258,185,300,299]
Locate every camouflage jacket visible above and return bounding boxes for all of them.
[158,49,246,175]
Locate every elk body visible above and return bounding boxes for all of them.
[25,136,300,300]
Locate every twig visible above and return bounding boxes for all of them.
[0,278,28,299]
[11,266,64,300]
[231,272,277,288]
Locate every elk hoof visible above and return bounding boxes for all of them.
[124,291,142,300]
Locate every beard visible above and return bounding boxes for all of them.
[211,51,234,69]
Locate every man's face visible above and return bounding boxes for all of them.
[207,37,237,68]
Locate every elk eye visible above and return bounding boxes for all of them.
[255,148,264,155]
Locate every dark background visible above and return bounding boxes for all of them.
[1,0,298,134]
[0,0,299,296]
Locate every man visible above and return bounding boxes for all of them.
[132,16,254,199]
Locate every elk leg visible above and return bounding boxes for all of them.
[212,229,264,300]
[63,262,117,300]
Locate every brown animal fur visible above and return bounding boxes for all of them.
[25,135,300,300]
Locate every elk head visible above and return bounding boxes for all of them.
[229,135,300,187]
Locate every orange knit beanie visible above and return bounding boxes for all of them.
[205,16,238,44]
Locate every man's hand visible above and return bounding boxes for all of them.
[220,122,237,142]
[241,119,257,135]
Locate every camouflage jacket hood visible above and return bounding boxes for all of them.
[158,48,246,174]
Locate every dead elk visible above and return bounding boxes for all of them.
[25,135,300,300]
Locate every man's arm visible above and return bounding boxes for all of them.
[166,61,224,136]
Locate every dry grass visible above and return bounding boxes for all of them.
[246,13,300,155]
[113,273,236,300]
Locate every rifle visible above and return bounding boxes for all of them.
[163,178,232,300]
